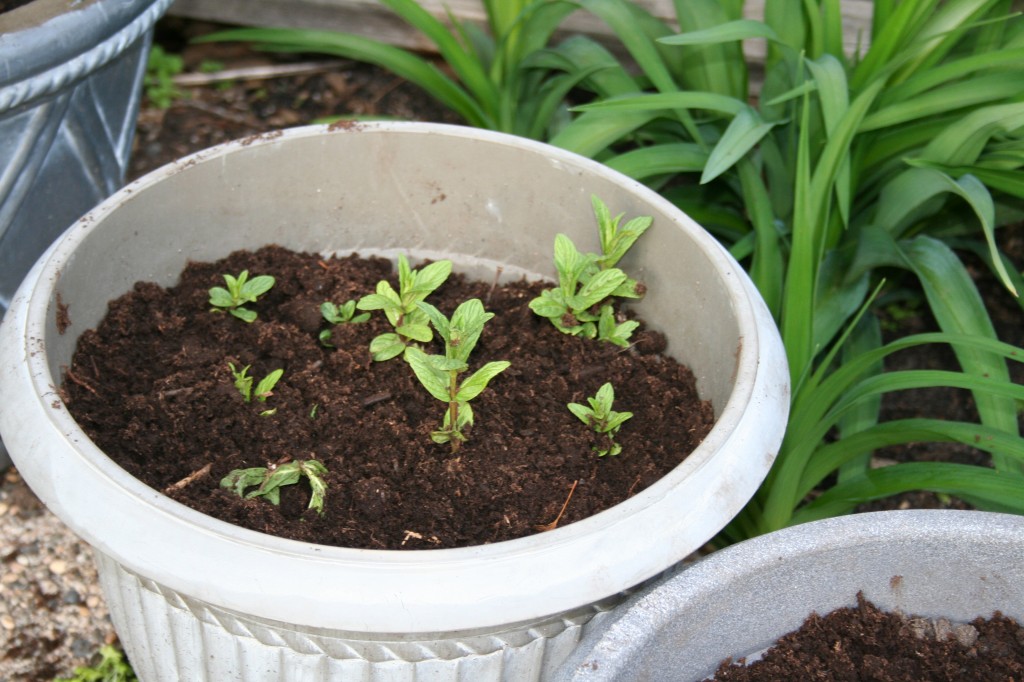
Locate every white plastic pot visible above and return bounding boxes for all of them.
[557,510,1024,681]
[0,123,789,681]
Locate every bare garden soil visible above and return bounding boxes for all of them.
[61,246,714,549]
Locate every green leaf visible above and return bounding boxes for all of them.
[230,307,257,323]
[409,259,453,298]
[573,268,627,309]
[254,369,283,402]
[567,402,594,424]
[701,106,776,184]
[369,333,407,362]
[416,300,451,343]
[357,284,403,314]
[241,274,276,300]
[208,287,235,308]
[528,289,569,319]
[456,361,511,401]
[396,322,434,343]
[659,19,779,46]
[594,382,615,413]
[220,467,266,498]
[448,298,494,362]
[404,347,452,402]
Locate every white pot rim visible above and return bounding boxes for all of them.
[0,123,789,632]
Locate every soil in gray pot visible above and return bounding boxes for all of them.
[710,593,1024,681]
[60,246,716,550]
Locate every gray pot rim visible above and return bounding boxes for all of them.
[0,0,174,111]
[0,122,790,632]
[557,509,1024,680]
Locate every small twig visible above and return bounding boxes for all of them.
[362,391,392,408]
[534,480,579,532]
[163,463,212,494]
[179,99,264,128]
[172,60,344,87]
[485,265,504,306]
[64,369,101,398]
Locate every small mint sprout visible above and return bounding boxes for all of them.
[220,459,329,515]
[568,382,633,457]
[319,300,370,346]
[208,270,275,323]
[404,298,510,452]
[529,196,649,345]
[228,363,283,405]
[356,254,452,361]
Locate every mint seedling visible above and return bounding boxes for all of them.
[208,270,275,323]
[357,254,452,361]
[404,298,510,452]
[319,299,369,346]
[529,196,650,347]
[228,362,283,415]
[220,459,328,515]
[568,382,633,457]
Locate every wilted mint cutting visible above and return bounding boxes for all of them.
[221,459,329,515]
[208,270,275,323]
[357,254,452,361]
[568,382,633,457]
[404,298,510,452]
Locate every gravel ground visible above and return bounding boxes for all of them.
[0,469,116,680]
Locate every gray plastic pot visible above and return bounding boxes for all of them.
[0,0,173,468]
[0,123,788,681]
[556,509,1024,682]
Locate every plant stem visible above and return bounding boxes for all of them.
[448,370,460,453]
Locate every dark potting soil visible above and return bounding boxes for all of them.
[60,246,715,550]
[709,593,1024,681]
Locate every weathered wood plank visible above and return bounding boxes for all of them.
[169,0,873,62]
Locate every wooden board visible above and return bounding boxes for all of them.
[169,0,873,64]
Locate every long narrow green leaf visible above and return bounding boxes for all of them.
[657,19,779,45]
[801,419,1024,498]
[379,0,498,112]
[919,102,1024,167]
[701,107,776,184]
[877,48,1024,107]
[834,316,882,483]
[551,109,661,157]
[861,74,1024,132]
[792,463,1024,526]
[899,237,1022,474]
[603,143,708,180]
[198,28,488,127]
[905,160,1024,199]
[738,158,783,318]
[781,90,816,387]
[573,91,747,116]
